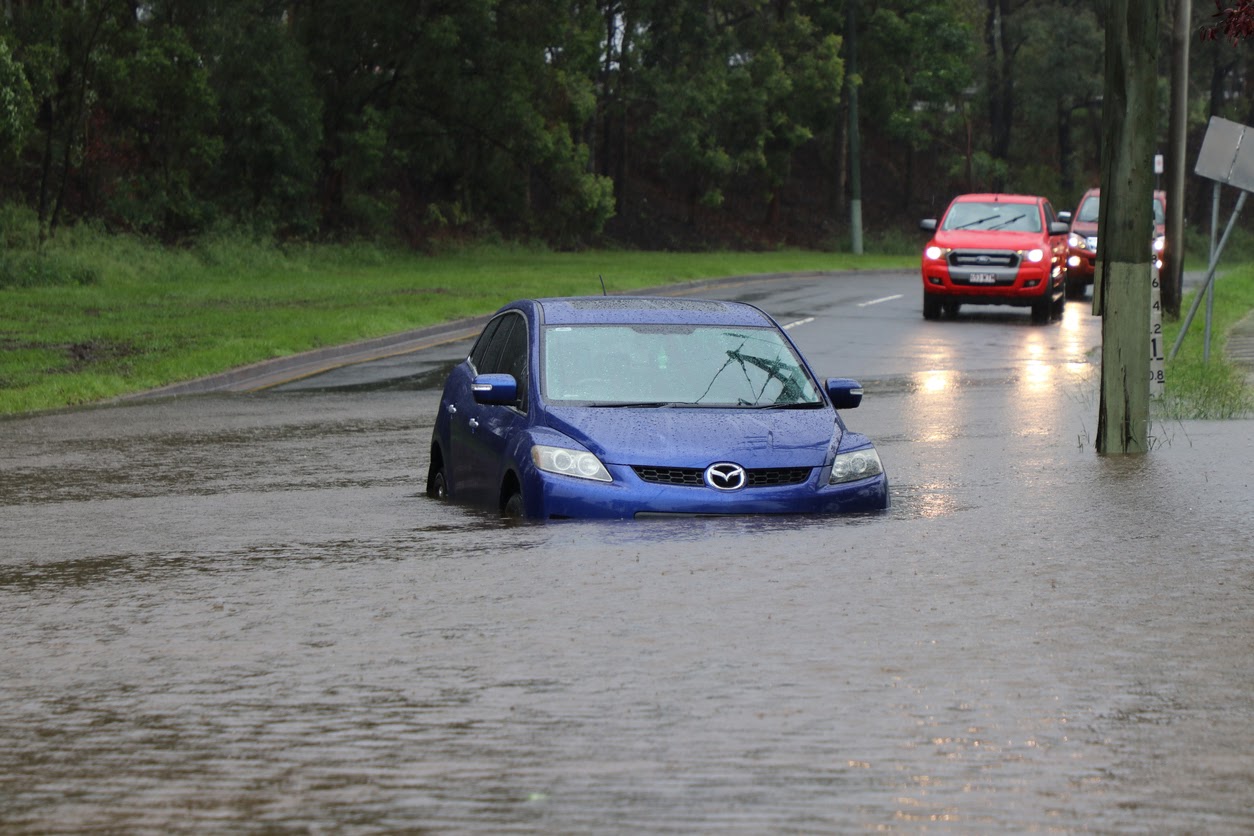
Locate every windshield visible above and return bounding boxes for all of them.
[1078,194,1164,226]
[1077,195,1100,223]
[942,201,1042,233]
[542,324,822,407]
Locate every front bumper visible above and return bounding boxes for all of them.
[529,464,890,520]
[1067,248,1096,282]
[920,247,1062,306]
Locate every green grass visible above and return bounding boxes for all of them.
[1159,262,1254,419]
[0,226,910,415]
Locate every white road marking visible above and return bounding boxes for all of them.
[782,317,814,330]
[858,294,904,307]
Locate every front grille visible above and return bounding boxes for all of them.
[949,250,1019,269]
[633,465,812,488]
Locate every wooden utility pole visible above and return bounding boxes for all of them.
[1095,0,1160,454]
[846,0,863,254]
[1163,0,1192,318]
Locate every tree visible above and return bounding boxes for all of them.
[0,39,34,162]
[179,0,323,237]
[1201,0,1254,42]
[1013,0,1104,199]
[90,22,222,237]
[859,0,976,207]
[7,1,128,242]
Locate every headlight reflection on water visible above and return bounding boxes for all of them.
[913,369,959,444]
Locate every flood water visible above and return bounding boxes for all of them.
[3,331,1254,830]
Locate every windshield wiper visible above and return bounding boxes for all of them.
[952,213,1001,230]
[987,214,1026,231]
[737,401,821,409]
[592,401,692,408]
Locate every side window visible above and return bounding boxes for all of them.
[479,316,513,374]
[497,316,529,411]
[469,316,504,372]
[474,312,528,410]
[1043,201,1055,225]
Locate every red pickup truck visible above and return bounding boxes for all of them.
[919,193,1071,324]
[1065,187,1168,299]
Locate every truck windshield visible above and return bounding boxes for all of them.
[943,201,1042,233]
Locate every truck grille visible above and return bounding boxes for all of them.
[949,250,1019,268]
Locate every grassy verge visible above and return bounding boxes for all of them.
[0,227,910,415]
[1159,262,1254,419]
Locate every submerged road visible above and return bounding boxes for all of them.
[2,271,1253,832]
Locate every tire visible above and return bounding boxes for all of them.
[942,301,961,318]
[1030,297,1052,324]
[426,462,448,500]
[502,490,525,518]
[1065,274,1084,300]
[1051,293,1066,321]
[923,295,942,320]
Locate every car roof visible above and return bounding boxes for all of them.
[949,193,1042,205]
[1076,187,1167,202]
[534,296,776,327]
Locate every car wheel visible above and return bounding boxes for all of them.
[942,301,961,318]
[502,490,525,518]
[1031,298,1052,324]
[427,462,448,500]
[1065,275,1084,300]
[923,295,942,320]
[1051,294,1066,320]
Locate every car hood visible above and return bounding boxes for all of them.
[933,229,1048,249]
[543,405,840,468]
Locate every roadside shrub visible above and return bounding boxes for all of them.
[0,202,39,249]
[1182,222,1254,268]
[0,251,100,289]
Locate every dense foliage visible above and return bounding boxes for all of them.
[0,0,1251,249]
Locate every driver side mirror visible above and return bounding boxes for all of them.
[826,378,863,410]
[471,373,518,405]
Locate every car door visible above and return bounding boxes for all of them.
[451,311,531,506]
[444,315,502,501]
[1042,199,1069,288]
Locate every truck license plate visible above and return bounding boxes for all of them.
[969,273,997,284]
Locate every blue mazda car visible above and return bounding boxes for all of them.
[426,296,888,520]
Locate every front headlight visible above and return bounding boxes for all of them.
[1024,248,1044,263]
[924,245,946,261]
[532,444,612,482]
[1153,235,1165,254]
[829,447,884,485]
[1068,232,1088,249]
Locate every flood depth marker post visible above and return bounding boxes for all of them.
[1151,266,1165,397]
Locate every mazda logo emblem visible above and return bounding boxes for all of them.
[705,462,747,491]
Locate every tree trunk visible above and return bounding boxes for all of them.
[984,0,1014,185]
[1058,104,1074,195]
